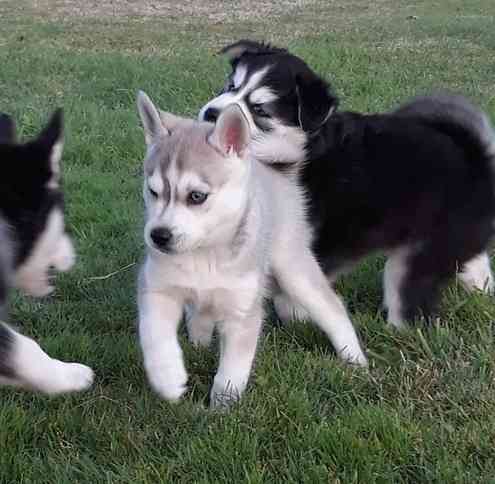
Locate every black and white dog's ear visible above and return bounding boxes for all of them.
[295,74,339,133]
[219,39,285,64]
[37,109,64,175]
[137,90,169,145]
[208,104,250,158]
[0,113,16,144]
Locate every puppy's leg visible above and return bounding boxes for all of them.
[0,322,94,394]
[139,290,187,401]
[210,304,263,408]
[273,261,351,324]
[459,251,494,294]
[383,249,410,330]
[272,251,367,366]
[187,309,215,347]
[398,245,452,324]
[273,290,309,324]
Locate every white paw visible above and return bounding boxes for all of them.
[36,360,94,395]
[146,363,188,402]
[338,346,368,367]
[210,381,242,409]
[273,294,309,323]
[386,318,408,331]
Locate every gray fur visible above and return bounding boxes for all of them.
[395,93,495,156]
[137,92,367,408]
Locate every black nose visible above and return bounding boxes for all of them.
[150,227,173,250]
[204,107,219,123]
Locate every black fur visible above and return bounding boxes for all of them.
[0,323,14,378]
[0,110,63,377]
[211,41,495,322]
[0,110,64,267]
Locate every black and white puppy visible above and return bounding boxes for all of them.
[0,111,94,394]
[199,40,495,328]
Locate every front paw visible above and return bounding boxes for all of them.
[339,346,369,368]
[35,360,94,395]
[210,379,244,409]
[146,363,188,402]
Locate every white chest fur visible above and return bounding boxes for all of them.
[143,250,262,319]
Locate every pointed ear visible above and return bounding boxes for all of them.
[0,113,16,144]
[295,74,339,132]
[219,40,286,64]
[208,105,250,157]
[36,109,64,175]
[137,90,169,145]
[159,110,189,133]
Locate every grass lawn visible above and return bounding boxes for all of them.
[1,0,495,482]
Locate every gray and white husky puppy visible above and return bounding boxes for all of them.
[136,91,367,406]
[0,111,94,394]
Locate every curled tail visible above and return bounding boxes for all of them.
[395,93,495,162]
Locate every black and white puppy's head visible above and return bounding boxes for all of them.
[199,40,339,164]
[0,111,75,297]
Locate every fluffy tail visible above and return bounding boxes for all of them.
[395,93,495,162]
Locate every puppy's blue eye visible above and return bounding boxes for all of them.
[149,187,158,198]
[188,191,208,205]
[252,104,269,117]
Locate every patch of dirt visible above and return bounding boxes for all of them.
[29,0,319,23]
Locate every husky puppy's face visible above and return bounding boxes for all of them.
[0,111,75,297]
[199,40,339,164]
[137,91,251,255]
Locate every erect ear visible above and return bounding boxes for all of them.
[137,90,169,145]
[208,105,250,157]
[295,73,339,132]
[159,110,189,133]
[219,39,286,64]
[0,113,16,144]
[36,109,64,175]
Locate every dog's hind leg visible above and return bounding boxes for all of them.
[272,264,348,324]
[458,251,494,294]
[383,248,411,329]
[0,322,94,394]
[273,291,309,324]
[392,243,454,325]
[187,309,215,347]
[272,250,367,366]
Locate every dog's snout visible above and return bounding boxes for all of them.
[150,227,173,250]
[204,107,219,123]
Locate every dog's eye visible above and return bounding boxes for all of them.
[188,191,208,205]
[252,104,269,117]
[148,186,158,198]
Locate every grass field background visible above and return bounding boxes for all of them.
[1,1,495,482]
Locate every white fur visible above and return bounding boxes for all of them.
[14,209,75,297]
[198,67,270,126]
[459,251,494,293]
[138,95,367,407]
[383,248,410,330]
[0,325,94,394]
[249,87,278,105]
[47,140,63,188]
[199,65,307,164]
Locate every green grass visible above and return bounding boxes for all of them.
[1,1,495,482]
